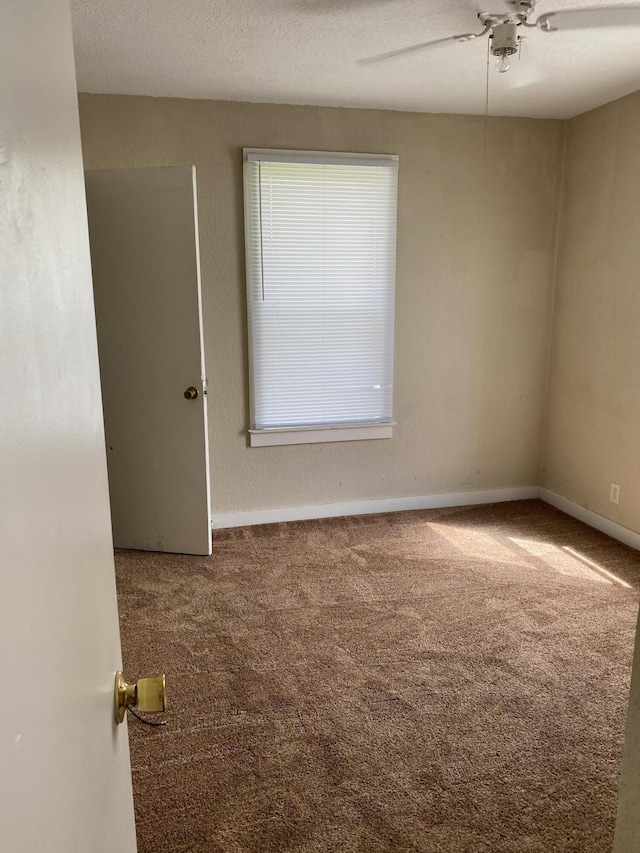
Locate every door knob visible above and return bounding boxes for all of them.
[184,386,198,400]
[114,671,166,724]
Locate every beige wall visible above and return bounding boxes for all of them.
[540,93,640,852]
[541,90,640,535]
[79,95,563,514]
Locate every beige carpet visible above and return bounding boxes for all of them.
[115,499,640,852]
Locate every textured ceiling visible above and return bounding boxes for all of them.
[71,0,640,119]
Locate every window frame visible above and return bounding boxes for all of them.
[243,148,399,447]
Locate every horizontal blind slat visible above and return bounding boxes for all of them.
[244,156,397,431]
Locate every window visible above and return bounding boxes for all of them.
[243,149,398,447]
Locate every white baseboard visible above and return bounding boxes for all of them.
[210,485,640,551]
[539,488,640,552]
[211,486,540,529]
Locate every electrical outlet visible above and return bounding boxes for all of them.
[610,482,620,505]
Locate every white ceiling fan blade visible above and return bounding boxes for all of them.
[359,35,467,65]
[536,6,640,32]
[359,22,492,66]
[479,0,519,11]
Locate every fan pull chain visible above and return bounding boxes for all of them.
[483,35,490,161]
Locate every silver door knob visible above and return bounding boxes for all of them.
[184,386,198,400]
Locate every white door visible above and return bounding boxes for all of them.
[0,2,137,851]
[85,167,212,556]
[614,614,640,851]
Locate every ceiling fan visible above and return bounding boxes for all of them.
[361,1,640,74]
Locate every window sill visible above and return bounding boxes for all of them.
[249,423,394,447]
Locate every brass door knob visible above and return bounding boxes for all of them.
[184,386,199,400]
[114,671,166,724]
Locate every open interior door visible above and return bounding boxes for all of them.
[85,167,212,556]
[614,614,640,851]
[0,3,137,851]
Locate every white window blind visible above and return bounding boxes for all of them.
[243,149,398,442]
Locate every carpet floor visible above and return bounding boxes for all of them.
[115,499,640,853]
